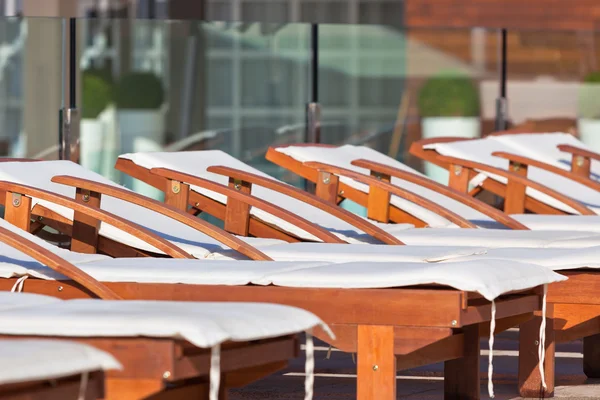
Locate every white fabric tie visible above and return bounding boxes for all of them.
[77,371,89,400]
[304,332,315,400]
[10,276,27,292]
[538,284,548,390]
[488,300,496,398]
[209,344,221,400]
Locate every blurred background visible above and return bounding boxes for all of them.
[1,0,599,193]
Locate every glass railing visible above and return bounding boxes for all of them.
[5,15,600,198]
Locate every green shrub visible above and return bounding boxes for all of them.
[82,70,113,119]
[579,71,600,119]
[417,71,480,118]
[114,72,165,110]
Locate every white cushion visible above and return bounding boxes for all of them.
[253,259,566,301]
[0,292,329,348]
[119,150,414,243]
[424,138,600,214]
[0,339,121,385]
[0,160,273,257]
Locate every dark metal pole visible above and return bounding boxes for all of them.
[305,24,321,192]
[59,17,79,161]
[495,28,508,131]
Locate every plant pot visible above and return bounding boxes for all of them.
[577,118,600,152]
[80,118,105,174]
[117,107,166,200]
[421,117,481,184]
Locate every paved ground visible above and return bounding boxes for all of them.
[230,330,600,399]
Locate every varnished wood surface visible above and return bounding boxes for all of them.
[208,165,403,245]
[150,167,346,244]
[51,175,272,261]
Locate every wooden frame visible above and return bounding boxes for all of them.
[0,224,545,399]
[264,142,600,396]
[0,369,105,400]
[409,137,596,216]
[0,179,272,261]
[0,335,296,400]
[115,158,403,244]
[265,143,533,228]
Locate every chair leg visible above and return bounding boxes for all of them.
[518,314,555,398]
[584,333,600,378]
[444,324,480,400]
[357,325,396,399]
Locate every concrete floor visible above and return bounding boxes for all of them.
[230,330,600,399]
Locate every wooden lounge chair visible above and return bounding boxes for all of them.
[0,339,118,400]
[112,151,600,250]
[0,215,561,400]
[409,135,600,216]
[265,143,600,232]
[258,143,600,397]
[0,232,325,400]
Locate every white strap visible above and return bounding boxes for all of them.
[304,332,315,400]
[487,300,496,398]
[77,371,89,400]
[209,344,221,400]
[538,284,548,390]
[10,276,27,292]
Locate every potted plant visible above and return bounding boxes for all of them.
[417,71,481,183]
[81,69,113,174]
[114,71,166,198]
[577,71,600,151]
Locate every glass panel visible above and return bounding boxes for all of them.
[78,18,310,198]
[316,25,499,187]
[0,17,63,161]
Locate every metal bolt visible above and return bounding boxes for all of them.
[162,371,171,379]
[534,340,539,345]
[513,165,520,172]
[57,286,63,292]
[576,156,585,167]
[339,190,344,195]
[234,183,241,190]
[82,194,90,202]
[194,202,200,207]
[372,365,379,371]
[37,216,43,221]
[322,176,330,184]
[171,182,181,194]
[12,198,20,207]
[453,165,462,176]
[451,320,458,327]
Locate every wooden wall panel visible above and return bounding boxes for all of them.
[405,0,600,31]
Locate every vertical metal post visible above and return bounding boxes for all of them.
[495,28,508,132]
[305,23,321,192]
[59,17,79,161]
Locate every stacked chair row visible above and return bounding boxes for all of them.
[0,135,593,399]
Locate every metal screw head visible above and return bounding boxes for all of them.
[57,286,63,292]
[12,198,20,207]
[162,371,171,379]
[82,194,90,202]
[194,202,200,207]
[453,165,462,176]
[576,155,585,167]
[451,320,458,327]
[534,340,539,345]
[234,183,241,190]
[171,181,181,194]
[372,365,379,371]
[37,216,43,221]
[339,190,344,195]
[322,176,330,184]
